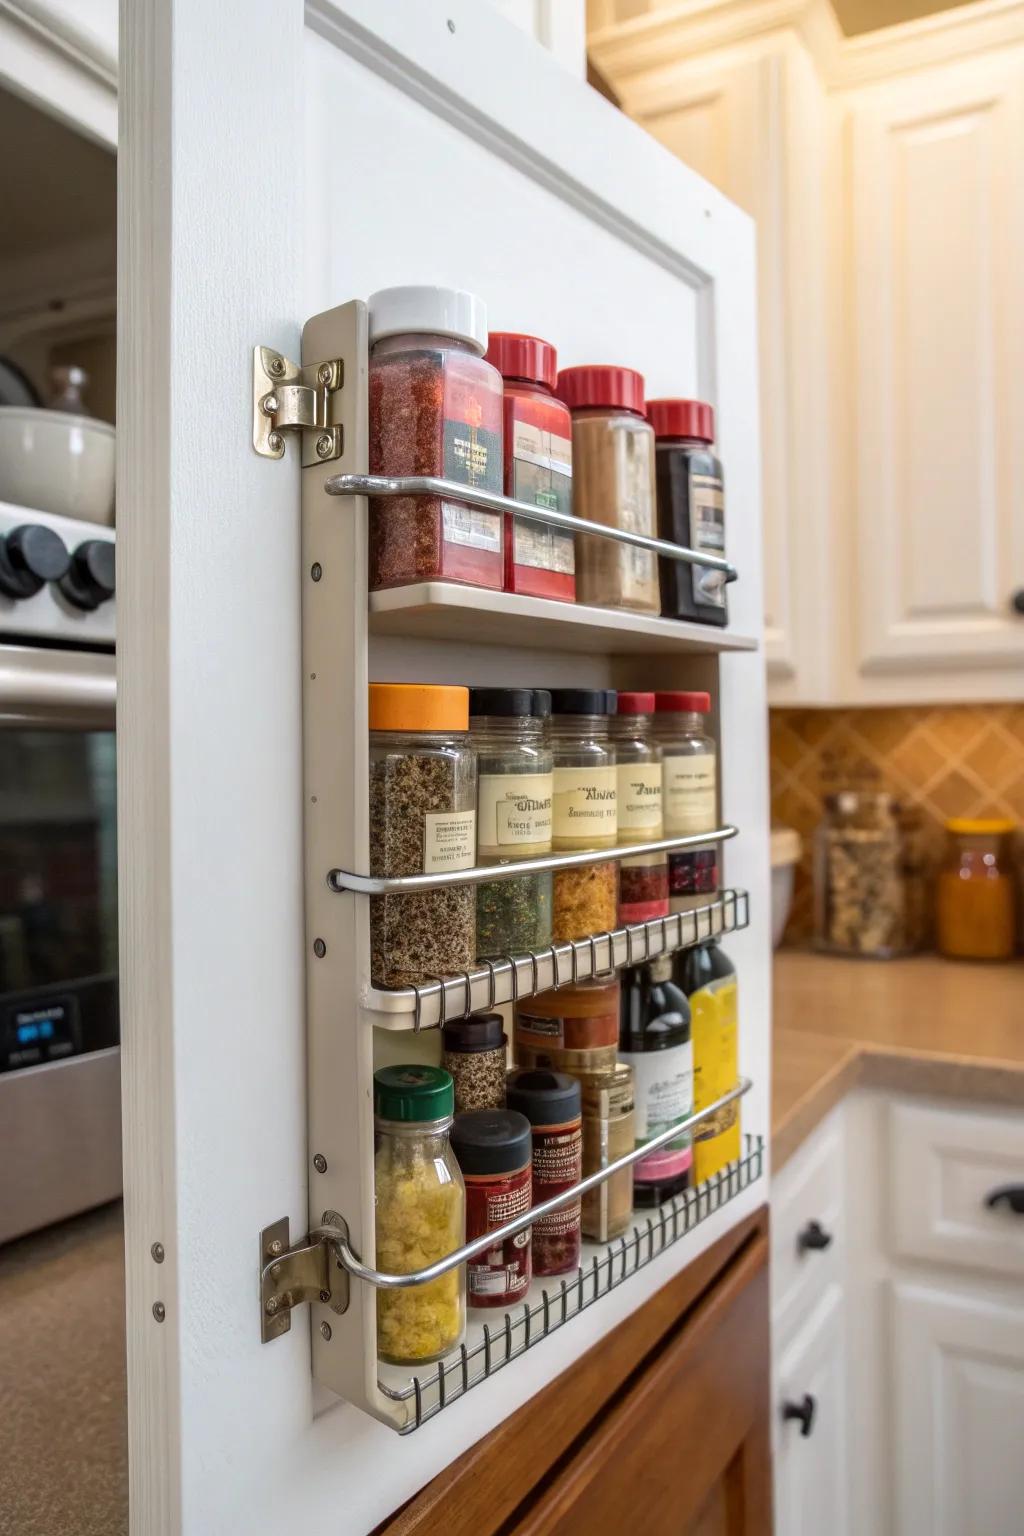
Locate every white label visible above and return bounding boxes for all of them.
[511,420,572,477]
[477,772,553,853]
[423,809,476,873]
[616,762,662,836]
[442,502,501,552]
[690,473,726,609]
[513,519,575,574]
[552,764,617,841]
[620,1040,693,1142]
[663,753,716,833]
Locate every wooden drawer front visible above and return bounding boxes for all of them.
[889,1099,1024,1280]
[771,1108,844,1334]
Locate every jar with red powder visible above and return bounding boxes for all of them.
[484,332,575,602]
[367,286,504,592]
[506,1069,582,1277]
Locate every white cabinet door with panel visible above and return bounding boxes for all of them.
[775,1282,849,1536]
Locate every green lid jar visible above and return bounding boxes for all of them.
[373,1064,455,1124]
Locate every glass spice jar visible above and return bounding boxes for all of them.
[655,691,719,913]
[484,332,575,602]
[611,692,668,925]
[548,688,618,942]
[813,790,906,958]
[619,957,693,1207]
[506,1068,582,1277]
[648,398,728,628]
[368,683,477,987]
[367,286,504,592]
[514,973,620,1081]
[450,1108,533,1309]
[442,1014,508,1114]
[581,1064,635,1243]
[555,366,660,614]
[936,818,1017,961]
[373,1066,466,1365]
[470,686,553,958]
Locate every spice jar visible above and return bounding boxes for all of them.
[813,790,906,958]
[485,332,575,603]
[677,941,739,1185]
[367,286,504,592]
[549,688,618,942]
[514,973,620,1079]
[506,1069,582,1277]
[648,398,728,627]
[655,691,718,913]
[451,1109,533,1309]
[619,958,693,1206]
[442,1014,508,1114]
[555,366,659,614]
[612,691,668,925]
[368,683,477,987]
[471,686,553,958]
[373,1066,466,1365]
[581,1065,635,1242]
[936,818,1017,961]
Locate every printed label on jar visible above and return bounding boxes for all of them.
[668,847,718,898]
[515,1007,619,1051]
[532,1122,583,1239]
[513,518,575,574]
[477,772,553,853]
[464,1167,532,1305]
[689,472,727,608]
[616,762,662,835]
[620,1041,693,1147]
[552,764,617,841]
[441,502,502,552]
[422,809,476,873]
[663,753,717,833]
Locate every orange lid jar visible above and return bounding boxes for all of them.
[935,818,1017,961]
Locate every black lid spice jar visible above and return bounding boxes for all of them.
[442,1014,508,1114]
[506,1069,582,1277]
[451,1108,533,1309]
[648,398,728,627]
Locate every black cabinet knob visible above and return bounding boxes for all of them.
[986,1185,1024,1215]
[782,1393,817,1437]
[0,523,70,599]
[797,1219,833,1254]
[1011,590,1024,616]
[58,539,116,611]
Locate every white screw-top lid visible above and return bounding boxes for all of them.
[367,285,488,353]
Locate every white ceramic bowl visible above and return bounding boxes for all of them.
[0,407,115,525]
[770,826,802,948]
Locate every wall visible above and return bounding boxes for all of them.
[770,705,1024,941]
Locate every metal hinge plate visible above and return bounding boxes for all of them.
[259,1213,350,1343]
[252,346,344,465]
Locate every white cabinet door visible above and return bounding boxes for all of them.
[891,1279,1024,1536]
[849,54,1024,684]
[775,1283,849,1536]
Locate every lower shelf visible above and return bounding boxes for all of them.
[376,1133,765,1433]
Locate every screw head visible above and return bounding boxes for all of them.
[311,562,322,582]
[319,1289,331,1303]
[265,1297,279,1315]
[317,363,334,387]
[261,393,279,417]
[267,432,283,453]
[315,432,334,459]
[152,1301,166,1323]
[268,356,285,377]
[320,1321,332,1341]
[313,1153,328,1174]
[151,1242,165,1264]
[313,937,326,958]
[267,1237,283,1258]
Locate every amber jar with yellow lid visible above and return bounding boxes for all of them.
[935,818,1017,961]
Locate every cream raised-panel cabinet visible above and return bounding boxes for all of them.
[775,1284,849,1536]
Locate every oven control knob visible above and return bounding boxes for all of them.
[0,523,71,599]
[59,539,116,611]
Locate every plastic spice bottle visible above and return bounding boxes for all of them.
[935,818,1017,961]
[450,1108,533,1309]
[676,941,740,1185]
[367,286,504,592]
[484,332,575,603]
[373,1066,466,1365]
[648,398,728,627]
[442,1014,508,1114]
[655,691,719,915]
[470,686,553,959]
[612,691,669,925]
[548,688,619,942]
[555,366,660,614]
[506,1069,582,1277]
[368,683,477,987]
[581,1064,635,1242]
[619,958,693,1207]
[514,973,621,1080]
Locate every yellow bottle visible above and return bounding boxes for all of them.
[676,940,739,1184]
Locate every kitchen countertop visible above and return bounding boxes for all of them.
[773,950,1024,1170]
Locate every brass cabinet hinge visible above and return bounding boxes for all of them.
[260,1214,350,1343]
[252,346,344,465]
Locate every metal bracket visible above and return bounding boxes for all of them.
[252,346,344,465]
[259,1213,350,1343]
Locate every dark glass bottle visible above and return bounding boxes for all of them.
[648,398,728,627]
[618,956,693,1207]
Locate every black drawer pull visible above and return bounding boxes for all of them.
[782,1394,817,1437]
[797,1219,833,1254]
[986,1185,1024,1215]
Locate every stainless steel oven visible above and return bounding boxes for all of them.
[0,503,118,1243]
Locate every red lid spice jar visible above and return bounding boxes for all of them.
[485,332,575,603]
[506,1069,582,1276]
[367,286,504,592]
[451,1109,533,1310]
[611,691,669,925]
[648,398,728,627]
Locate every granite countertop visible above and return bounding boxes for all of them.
[772,950,1024,1170]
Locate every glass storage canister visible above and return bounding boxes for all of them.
[484,332,575,602]
[368,683,477,988]
[936,818,1017,961]
[648,397,728,627]
[514,973,621,1080]
[450,1108,533,1309]
[813,790,906,958]
[548,688,618,942]
[367,285,504,592]
[581,1064,635,1243]
[373,1066,466,1365]
[442,1014,508,1114]
[555,365,660,614]
[506,1068,582,1277]
[619,957,693,1207]
[612,691,669,925]
[655,691,719,913]
[470,686,553,958]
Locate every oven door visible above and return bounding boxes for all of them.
[0,644,120,1241]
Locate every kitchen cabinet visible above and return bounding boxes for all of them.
[775,1285,848,1536]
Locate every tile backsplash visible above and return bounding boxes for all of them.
[770,706,1024,943]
